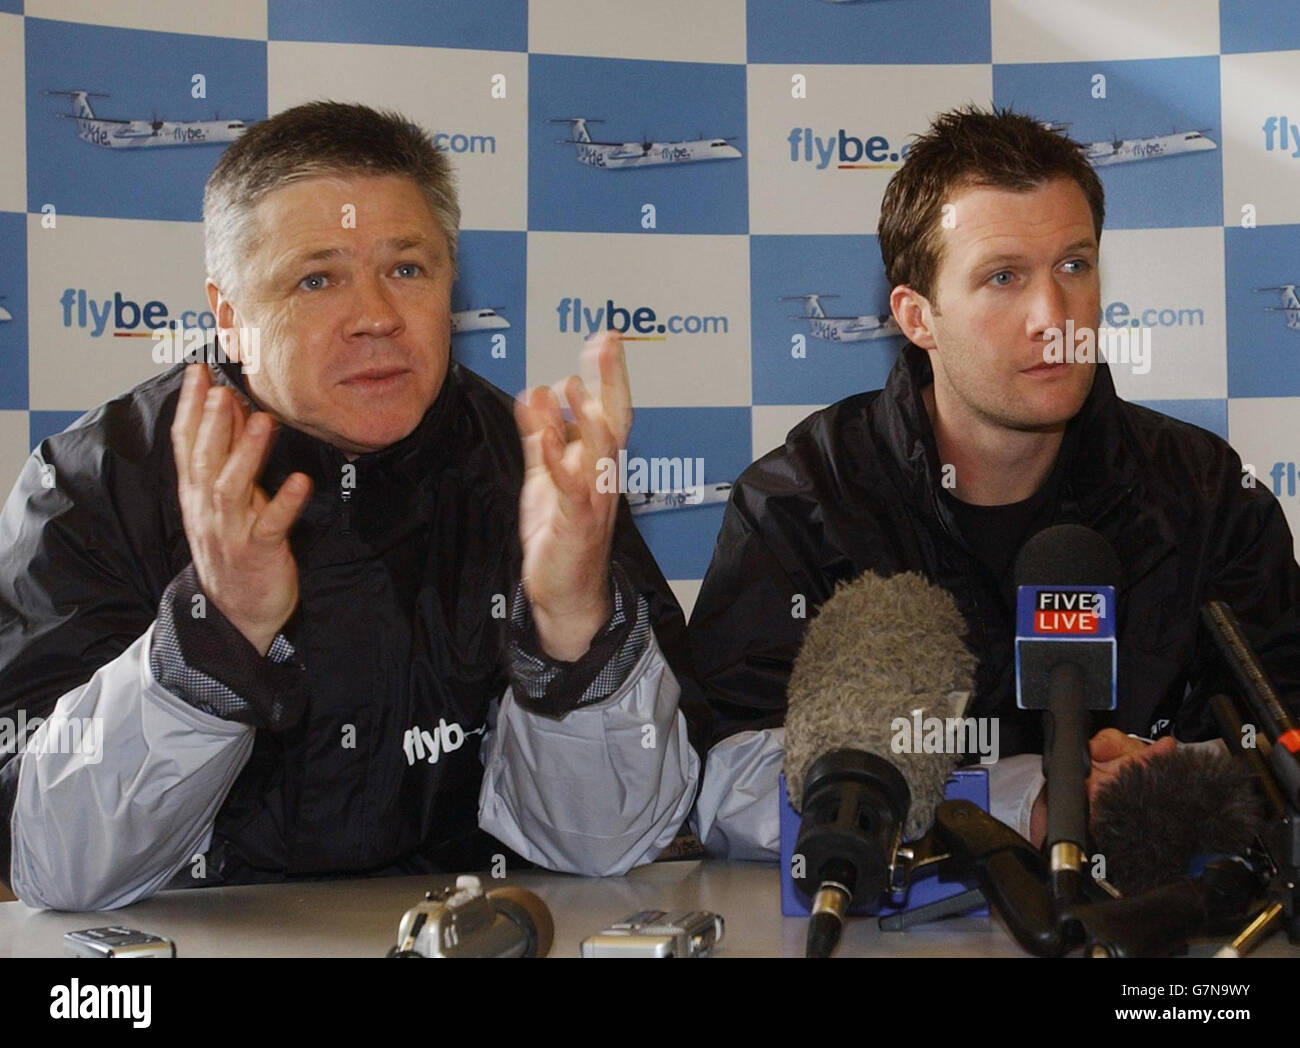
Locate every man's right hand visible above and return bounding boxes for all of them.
[171,364,313,655]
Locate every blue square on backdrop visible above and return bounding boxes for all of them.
[750,234,903,406]
[29,409,86,451]
[993,57,1222,231]
[0,212,27,411]
[625,407,751,580]
[1220,0,1300,54]
[1133,398,1228,440]
[528,54,747,234]
[269,0,527,51]
[25,18,266,221]
[450,230,526,396]
[746,0,990,65]
[0,0,21,13]
[1224,224,1300,398]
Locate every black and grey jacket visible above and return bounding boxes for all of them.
[0,360,708,910]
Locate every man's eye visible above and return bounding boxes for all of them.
[394,262,422,278]
[299,273,329,291]
[1062,258,1091,274]
[989,271,1014,287]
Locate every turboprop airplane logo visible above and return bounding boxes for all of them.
[1038,120,1218,167]
[1256,284,1300,332]
[626,482,733,516]
[785,293,900,342]
[47,88,250,148]
[450,306,510,335]
[1075,126,1217,167]
[552,117,741,169]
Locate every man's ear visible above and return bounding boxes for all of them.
[206,279,243,364]
[889,285,937,350]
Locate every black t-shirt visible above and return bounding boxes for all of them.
[941,467,1062,582]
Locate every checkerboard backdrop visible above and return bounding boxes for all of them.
[3,0,1298,616]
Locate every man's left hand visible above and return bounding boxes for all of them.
[515,332,632,661]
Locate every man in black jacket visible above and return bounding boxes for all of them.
[688,106,1300,857]
[0,102,704,910]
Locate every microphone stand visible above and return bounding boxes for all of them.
[929,800,1077,956]
[1209,692,1300,956]
[1201,601,1300,954]
[889,600,1299,957]
[905,800,1269,958]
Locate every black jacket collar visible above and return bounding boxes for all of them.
[874,343,1176,592]
[214,360,463,496]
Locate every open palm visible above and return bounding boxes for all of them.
[514,333,633,660]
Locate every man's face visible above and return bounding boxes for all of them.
[217,172,454,455]
[919,176,1101,432]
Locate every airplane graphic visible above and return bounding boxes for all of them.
[551,118,742,170]
[450,306,510,335]
[47,90,250,149]
[785,294,901,342]
[0,303,11,322]
[1082,129,1217,167]
[627,482,733,516]
[1257,285,1300,332]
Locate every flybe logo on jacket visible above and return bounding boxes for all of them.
[402,718,486,767]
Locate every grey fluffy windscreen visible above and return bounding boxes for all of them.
[784,571,978,837]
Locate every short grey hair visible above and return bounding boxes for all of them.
[204,100,460,301]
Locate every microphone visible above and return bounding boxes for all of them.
[1014,524,1121,904]
[1069,746,1268,956]
[1067,857,1264,957]
[1201,600,1300,810]
[488,886,555,957]
[389,878,555,958]
[1091,745,1267,897]
[784,570,977,957]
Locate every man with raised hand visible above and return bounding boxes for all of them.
[688,105,1300,858]
[0,101,702,911]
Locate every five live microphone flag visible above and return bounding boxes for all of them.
[1031,590,1106,634]
[1015,584,1117,712]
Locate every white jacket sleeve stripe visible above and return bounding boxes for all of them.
[10,624,253,911]
[478,632,698,876]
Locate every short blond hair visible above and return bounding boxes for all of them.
[204,100,460,300]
